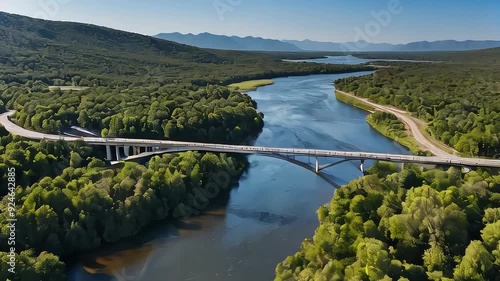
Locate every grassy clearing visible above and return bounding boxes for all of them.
[49,86,89,91]
[335,90,375,112]
[228,79,274,92]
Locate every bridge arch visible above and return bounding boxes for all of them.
[265,154,366,188]
[111,147,365,188]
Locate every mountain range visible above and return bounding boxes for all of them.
[155,32,301,52]
[155,32,500,52]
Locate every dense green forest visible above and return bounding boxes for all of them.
[6,83,265,142]
[275,163,500,280]
[0,124,246,280]
[335,48,500,158]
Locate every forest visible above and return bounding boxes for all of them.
[335,48,500,158]
[0,124,247,281]
[5,83,265,143]
[275,162,500,280]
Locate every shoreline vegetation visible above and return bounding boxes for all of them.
[335,90,430,156]
[335,90,375,112]
[275,162,500,280]
[366,113,431,156]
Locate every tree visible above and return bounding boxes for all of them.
[453,241,495,281]
[423,242,447,272]
[34,252,66,281]
[69,151,83,168]
[346,238,391,281]
[481,221,500,251]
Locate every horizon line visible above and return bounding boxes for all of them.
[154,31,500,45]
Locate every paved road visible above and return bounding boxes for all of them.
[1,111,500,168]
[336,89,458,158]
[0,111,80,141]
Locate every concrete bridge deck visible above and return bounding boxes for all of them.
[1,111,500,169]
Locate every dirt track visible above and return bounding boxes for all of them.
[335,89,458,158]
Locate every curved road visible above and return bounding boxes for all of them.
[336,89,457,158]
[1,111,500,168]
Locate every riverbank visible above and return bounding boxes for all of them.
[335,90,429,155]
[334,89,456,158]
[366,112,431,156]
[334,90,375,112]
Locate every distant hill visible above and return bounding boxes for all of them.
[0,12,225,64]
[284,39,500,52]
[154,32,302,52]
[0,11,234,86]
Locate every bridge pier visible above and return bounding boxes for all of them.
[124,146,130,157]
[315,157,319,174]
[360,160,365,173]
[106,145,112,161]
[115,146,121,161]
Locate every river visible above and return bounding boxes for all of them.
[69,69,411,281]
[283,54,433,64]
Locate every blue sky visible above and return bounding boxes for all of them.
[1,0,499,43]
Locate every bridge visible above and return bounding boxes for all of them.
[85,137,500,169]
[1,111,500,182]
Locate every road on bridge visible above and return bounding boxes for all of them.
[1,111,500,168]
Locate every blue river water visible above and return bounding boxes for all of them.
[69,64,410,281]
